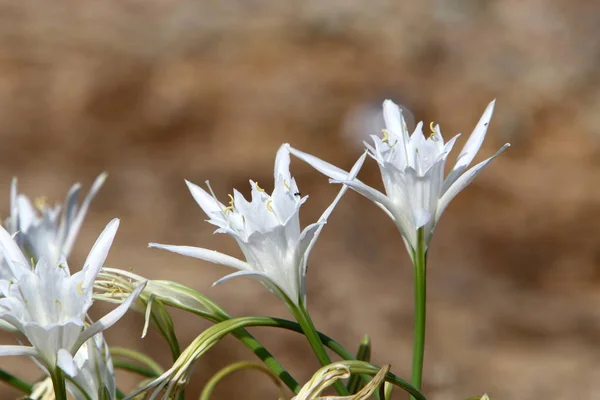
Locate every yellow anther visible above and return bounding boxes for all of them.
[254,182,265,193]
[429,121,438,140]
[266,199,274,213]
[55,299,62,311]
[34,196,47,211]
[77,282,84,295]
[283,180,291,190]
[30,258,35,267]
[223,194,236,214]
[381,129,390,143]
[58,264,65,269]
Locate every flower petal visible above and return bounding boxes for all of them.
[285,144,352,182]
[62,172,108,257]
[0,345,37,357]
[185,180,226,218]
[57,348,78,377]
[444,100,496,191]
[148,243,254,272]
[81,218,120,291]
[0,225,30,280]
[56,183,82,254]
[74,281,146,351]
[437,143,510,221]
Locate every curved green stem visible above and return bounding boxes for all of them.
[411,228,428,399]
[199,361,285,400]
[109,347,164,376]
[289,303,349,396]
[113,360,159,378]
[0,368,32,394]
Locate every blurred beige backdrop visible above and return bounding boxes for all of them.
[1,0,600,399]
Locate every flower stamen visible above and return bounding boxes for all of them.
[77,282,84,295]
[254,182,266,193]
[55,299,62,311]
[266,199,274,213]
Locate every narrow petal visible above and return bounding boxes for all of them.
[0,345,38,357]
[443,100,496,191]
[148,243,254,272]
[185,180,226,217]
[57,348,78,377]
[274,145,292,183]
[0,225,30,279]
[329,179,393,212]
[437,143,510,221]
[8,177,17,234]
[74,282,146,351]
[285,144,352,181]
[383,100,404,135]
[82,218,120,291]
[56,183,82,253]
[62,172,108,257]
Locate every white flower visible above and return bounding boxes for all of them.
[150,146,366,306]
[3,172,107,276]
[0,219,145,376]
[286,100,510,251]
[65,334,116,400]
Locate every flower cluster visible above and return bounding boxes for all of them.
[0,98,509,400]
[0,178,144,400]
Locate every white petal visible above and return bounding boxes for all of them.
[444,100,496,190]
[185,180,226,217]
[329,179,393,212]
[383,100,404,135]
[285,144,351,181]
[0,345,37,357]
[437,143,510,221]
[149,243,254,272]
[82,218,119,291]
[74,281,146,350]
[298,151,367,267]
[62,172,108,257]
[56,183,82,254]
[8,177,17,234]
[57,348,78,377]
[412,208,432,228]
[274,145,292,183]
[0,225,30,279]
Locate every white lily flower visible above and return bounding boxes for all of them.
[150,146,366,307]
[65,334,116,400]
[286,100,509,251]
[0,218,145,377]
[2,172,107,276]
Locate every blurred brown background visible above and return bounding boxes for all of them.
[2,0,600,399]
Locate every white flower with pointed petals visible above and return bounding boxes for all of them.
[0,218,145,376]
[2,173,107,278]
[287,100,509,251]
[150,146,366,307]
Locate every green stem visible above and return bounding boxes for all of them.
[0,368,32,394]
[50,369,68,400]
[112,360,159,378]
[410,228,427,399]
[199,361,285,400]
[290,303,349,396]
